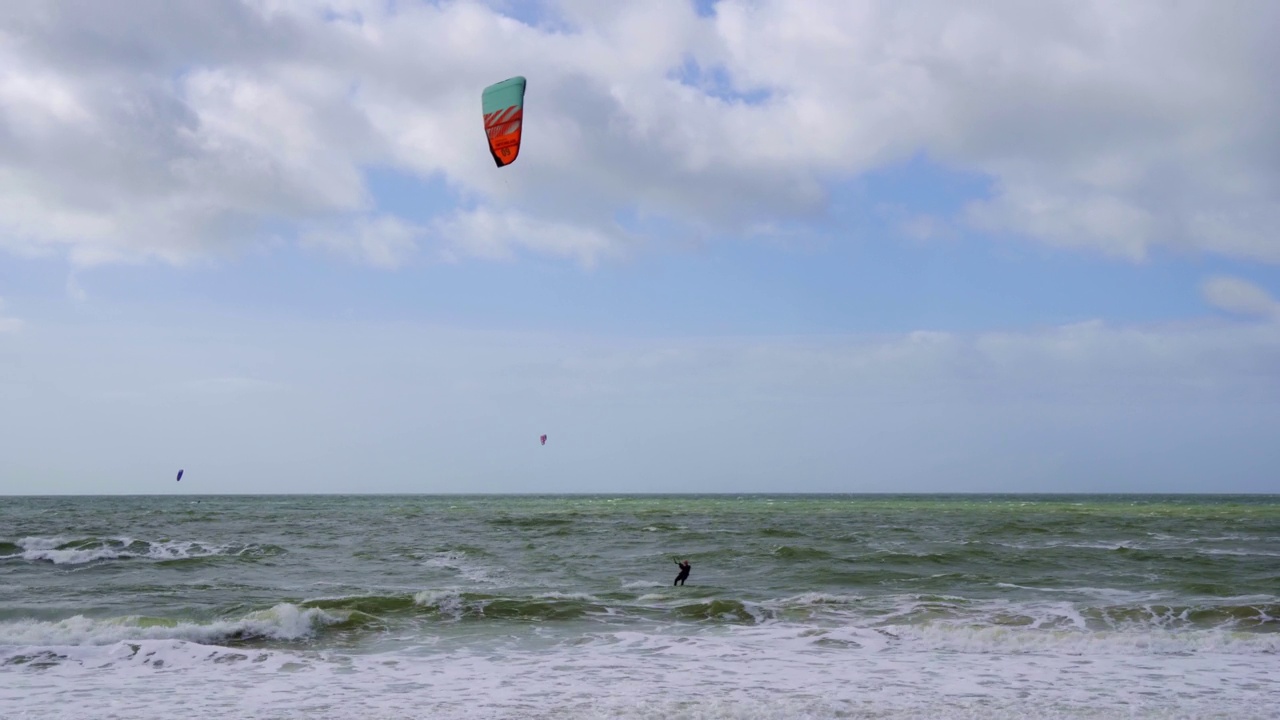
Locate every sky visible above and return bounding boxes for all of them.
[1,0,1278,495]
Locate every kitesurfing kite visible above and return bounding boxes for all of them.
[482,76,526,167]
[540,434,547,446]
[176,469,184,482]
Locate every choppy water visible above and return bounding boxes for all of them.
[2,494,1278,719]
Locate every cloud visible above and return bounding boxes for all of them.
[301,214,421,268]
[710,1,1280,262]
[5,310,1278,493]
[65,273,87,302]
[1,0,1276,267]
[0,2,378,266]
[183,376,285,396]
[1201,275,1280,319]
[0,297,20,333]
[561,318,1280,407]
[434,206,622,266]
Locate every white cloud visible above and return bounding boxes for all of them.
[4,310,1278,493]
[1201,275,1280,319]
[65,273,87,302]
[710,0,1280,262]
[0,0,1276,266]
[434,207,621,266]
[301,214,421,268]
[183,376,286,397]
[0,297,21,333]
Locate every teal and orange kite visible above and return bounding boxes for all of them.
[481,76,526,167]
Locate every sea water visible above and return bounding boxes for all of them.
[2,494,1277,719]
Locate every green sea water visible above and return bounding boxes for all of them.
[3,494,1278,719]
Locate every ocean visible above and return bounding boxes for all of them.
[2,494,1277,719]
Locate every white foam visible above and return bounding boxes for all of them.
[412,589,466,619]
[776,592,865,606]
[536,592,601,602]
[621,580,664,589]
[0,603,344,647]
[420,551,507,585]
[993,584,1158,604]
[8,536,273,565]
[2,623,1276,720]
[883,622,1280,655]
[1200,548,1280,557]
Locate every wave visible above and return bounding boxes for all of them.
[5,610,1276,664]
[620,580,665,590]
[1198,548,1280,558]
[757,527,806,538]
[0,589,858,636]
[426,543,493,558]
[770,545,835,560]
[303,590,612,623]
[1083,602,1280,631]
[326,586,1280,632]
[864,548,1006,566]
[672,598,767,624]
[866,596,1280,635]
[977,520,1056,535]
[1,536,286,565]
[0,603,352,648]
[417,549,505,584]
[3,587,1274,654]
[776,592,866,607]
[410,590,611,622]
[488,515,574,529]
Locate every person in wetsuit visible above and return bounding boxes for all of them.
[673,559,691,586]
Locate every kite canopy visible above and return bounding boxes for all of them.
[482,76,526,167]
[176,469,184,481]
[540,434,547,446]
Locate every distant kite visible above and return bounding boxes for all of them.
[540,434,547,446]
[482,77,526,167]
[176,469,184,482]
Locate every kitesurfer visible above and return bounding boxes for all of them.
[673,559,691,586]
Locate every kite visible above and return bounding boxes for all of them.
[482,76,526,167]
[540,434,547,446]
[176,469,184,481]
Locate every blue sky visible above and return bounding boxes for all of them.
[1,0,1278,494]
